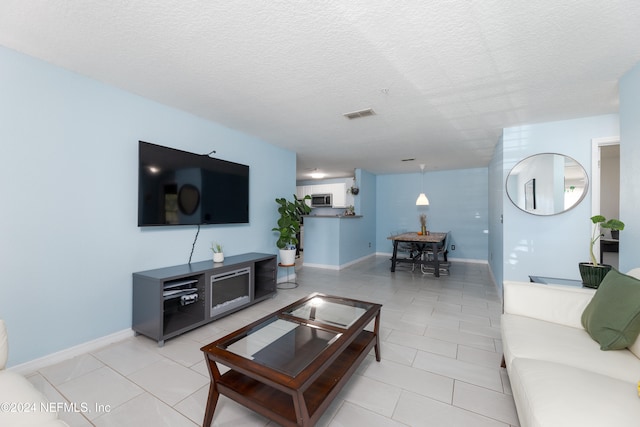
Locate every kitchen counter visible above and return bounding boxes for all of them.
[302,215,368,269]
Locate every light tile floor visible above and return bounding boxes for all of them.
[27,256,519,426]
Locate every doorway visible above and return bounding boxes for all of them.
[591,137,621,268]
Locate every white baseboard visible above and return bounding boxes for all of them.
[303,253,376,271]
[302,262,339,270]
[9,328,134,376]
[449,257,489,264]
[488,264,500,297]
[339,253,377,269]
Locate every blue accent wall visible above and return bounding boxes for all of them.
[376,168,489,262]
[0,46,295,366]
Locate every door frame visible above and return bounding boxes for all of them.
[591,136,620,262]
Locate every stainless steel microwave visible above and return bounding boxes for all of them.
[311,193,332,207]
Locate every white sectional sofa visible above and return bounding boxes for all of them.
[501,270,640,427]
[0,319,69,427]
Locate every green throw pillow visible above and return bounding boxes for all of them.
[581,269,640,350]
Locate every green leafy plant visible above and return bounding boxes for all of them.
[210,243,223,253]
[589,215,624,265]
[272,195,311,249]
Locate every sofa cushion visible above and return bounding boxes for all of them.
[0,370,66,426]
[502,313,640,382]
[503,281,595,328]
[581,269,640,350]
[508,358,640,427]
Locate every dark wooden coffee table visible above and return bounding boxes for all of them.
[200,293,382,426]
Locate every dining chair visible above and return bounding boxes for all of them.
[390,230,421,271]
[421,231,451,275]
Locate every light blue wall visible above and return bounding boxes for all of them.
[488,135,505,291]
[347,169,376,261]
[619,61,640,272]
[501,115,619,282]
[376,168,489,261]
[0,47,295,366]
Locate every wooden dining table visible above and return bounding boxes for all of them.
[387,232,447,277]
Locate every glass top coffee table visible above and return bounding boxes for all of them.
[200,293,382,426]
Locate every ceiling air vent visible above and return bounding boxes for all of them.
[343,108,376,120]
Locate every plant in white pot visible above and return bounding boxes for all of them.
[578,215,625,288]
[272,194,311,266]
[211,242,224,263]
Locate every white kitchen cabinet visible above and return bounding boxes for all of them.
[330,183,347,207]
[312,184,331,195]
[297,182,350,208]
[296,186,313,207]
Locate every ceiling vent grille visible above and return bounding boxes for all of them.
[343,108,376,120]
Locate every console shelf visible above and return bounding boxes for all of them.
[133,252,277,346]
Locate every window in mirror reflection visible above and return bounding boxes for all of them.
[506,153,588,216]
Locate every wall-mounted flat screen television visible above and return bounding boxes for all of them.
[138,141,249,226]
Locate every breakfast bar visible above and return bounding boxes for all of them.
[302,214,366,269]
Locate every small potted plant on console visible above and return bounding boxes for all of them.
[578,215,625,288]
[272,194,311,266]
[211,243,224,263]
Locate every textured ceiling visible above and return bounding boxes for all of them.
[2,1,640,179]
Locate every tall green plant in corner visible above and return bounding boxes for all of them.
[589,215,625,266]
[272,195,311,250]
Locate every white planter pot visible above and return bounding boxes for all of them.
[279,248,296,266]
[213,252,224,263]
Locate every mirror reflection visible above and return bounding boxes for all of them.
[506,153,588,215]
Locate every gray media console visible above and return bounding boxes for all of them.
[132,252,277,346]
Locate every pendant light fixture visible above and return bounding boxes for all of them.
[416,164,430,206]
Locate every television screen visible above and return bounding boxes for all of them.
[138,141,249,226]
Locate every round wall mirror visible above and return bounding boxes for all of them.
[178,184,200,215]
[506,153,589,215]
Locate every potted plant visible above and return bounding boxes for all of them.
[610,223,624,240]
[347,177,359,195]
[272,194,311,265]
[578,215,625,288]
[211,243,224,263]
[419,213,427,235]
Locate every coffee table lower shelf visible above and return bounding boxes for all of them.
[210,330,376,426]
